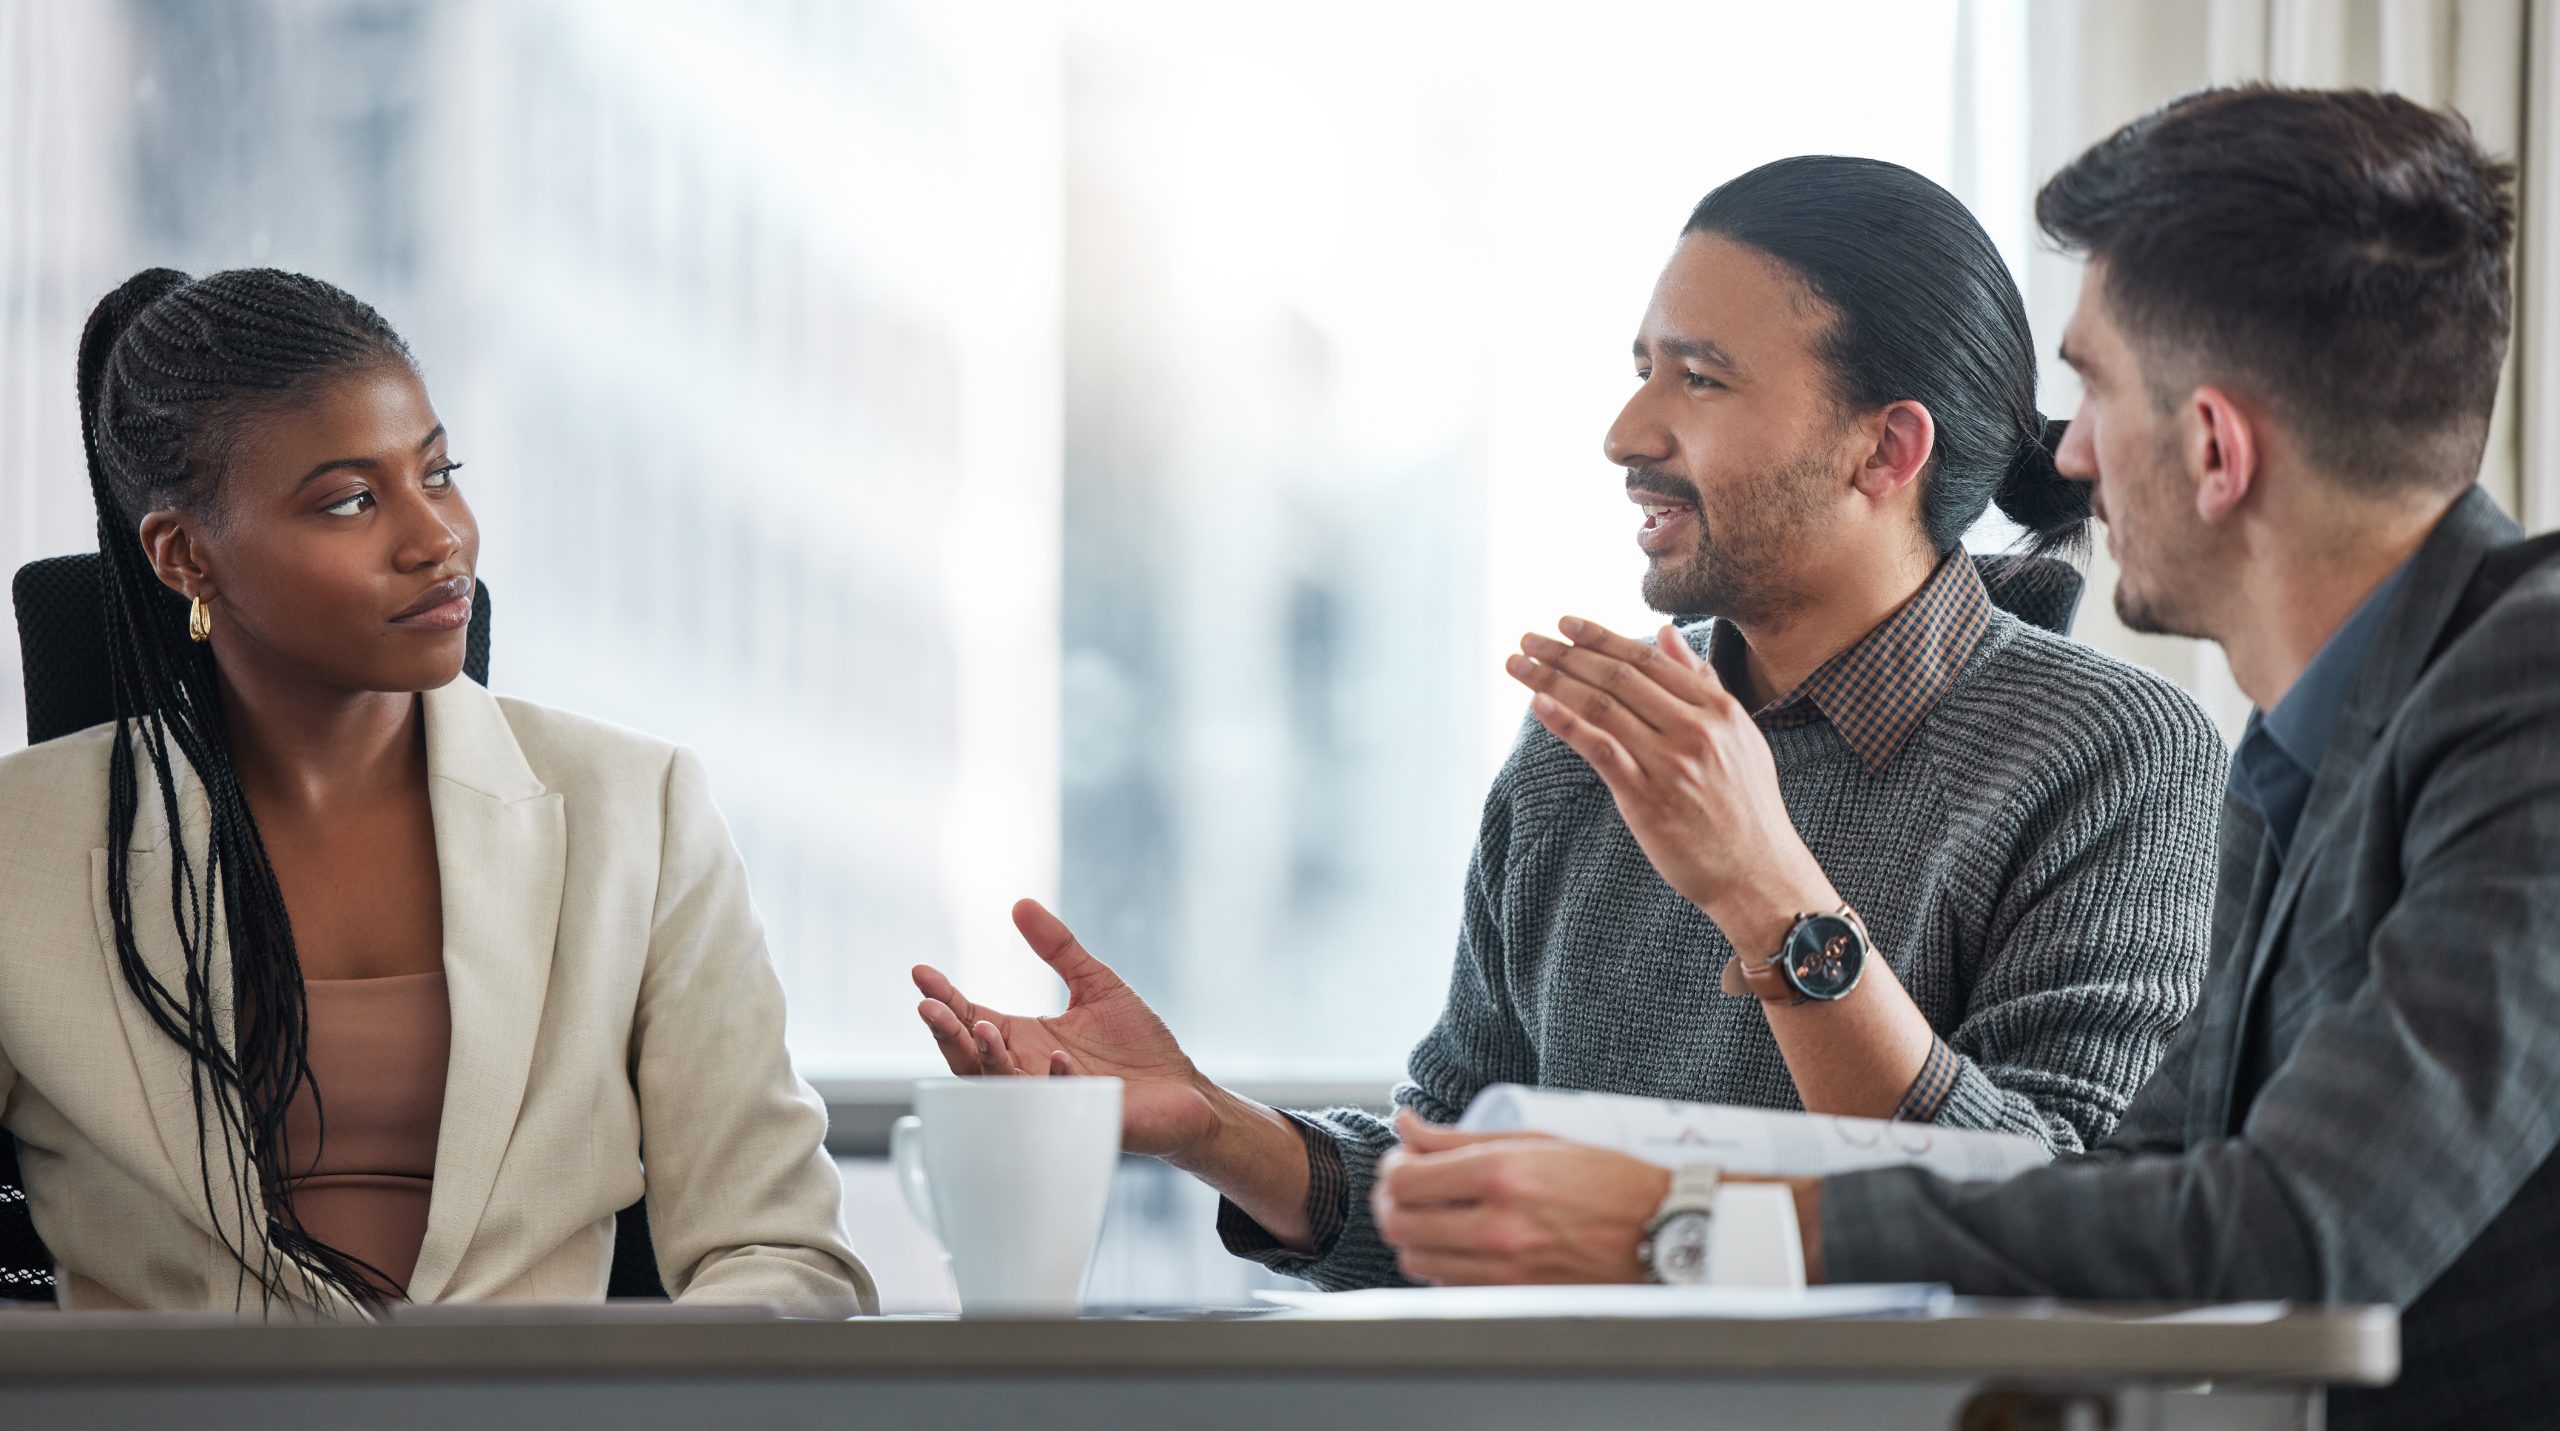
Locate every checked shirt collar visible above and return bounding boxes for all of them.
[1702,547,1993,776]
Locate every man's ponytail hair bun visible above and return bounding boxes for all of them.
[1993,416,2090,558]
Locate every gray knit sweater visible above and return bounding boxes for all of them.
[1251,610,2228,1290]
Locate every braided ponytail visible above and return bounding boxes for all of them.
[78,267,415,1312]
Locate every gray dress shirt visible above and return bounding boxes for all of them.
[2227,561,2409,859]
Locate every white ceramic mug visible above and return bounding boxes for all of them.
[1706,1181,1808,1290]
[889,1076,1123,1316]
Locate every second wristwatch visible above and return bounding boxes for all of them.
[1724,902,1870,1004]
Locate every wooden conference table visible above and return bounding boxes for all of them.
[0,1298,2396,1431]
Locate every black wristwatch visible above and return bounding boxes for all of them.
[1724,902,1870,1004]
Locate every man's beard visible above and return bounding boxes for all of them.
[2112,563,2222,641]
[2112,575,2192,638]
[2104,434,2219,641]
[1637,449,1835,623]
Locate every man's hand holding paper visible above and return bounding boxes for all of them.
[1370,1111,1670,1286]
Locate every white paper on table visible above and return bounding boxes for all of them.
[1252,1284,1953,1321]
[2125,1302,2294,1325]
[1459,1084,2048,1182]
[383,1302,786,1324]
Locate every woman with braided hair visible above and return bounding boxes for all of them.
[0,268,874,1314]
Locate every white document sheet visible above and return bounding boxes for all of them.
[1253,1284,1953,1321]
[1458,1084,2048,1182]
[2127,1302,2295,1325]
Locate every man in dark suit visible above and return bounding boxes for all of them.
[1788,86,2558,1428]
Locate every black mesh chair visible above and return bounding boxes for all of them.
[1975,552,2086,636]
[7,554,667,1302]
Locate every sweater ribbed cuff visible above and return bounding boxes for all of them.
[1929,1050,2030,1136]
[1215,1111,1350,1267]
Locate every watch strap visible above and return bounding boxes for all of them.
[1661,1163,1723,1215]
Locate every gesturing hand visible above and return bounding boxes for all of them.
[912,898,1224,1161]
[1506,617,1835,958]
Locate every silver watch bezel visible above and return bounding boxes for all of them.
[1637,1164,1723,1285]
[1638,1210,1716,1285]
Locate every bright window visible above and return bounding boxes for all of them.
[0,0,2026,1082]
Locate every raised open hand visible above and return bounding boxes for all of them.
[912,898,1223,1159]
[1505,617,1837,959]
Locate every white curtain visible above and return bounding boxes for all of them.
[2207,0,2555,529]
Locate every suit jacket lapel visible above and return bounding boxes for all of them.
[402,679,565,1303]
[2223,713,2384,1066]
[2194,795,2274,1134]
[2217,488,2521,1113]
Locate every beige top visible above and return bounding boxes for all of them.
[275,972,453,1296]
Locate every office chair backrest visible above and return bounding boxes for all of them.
[1975,552,2084,637]
[5,556,669,1303]
[13,554,494,744]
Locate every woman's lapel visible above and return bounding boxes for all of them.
[402,678,566,1304]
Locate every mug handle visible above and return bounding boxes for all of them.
[889,1114,939,1237]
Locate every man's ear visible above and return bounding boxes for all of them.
[2187,386,2258,524]
[136,511,215,603]
[1852,399,1935,501]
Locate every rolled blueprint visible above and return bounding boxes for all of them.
[1459,1084,2049,1182]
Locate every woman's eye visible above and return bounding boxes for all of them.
[425,461,464,490]
[322,491,374,517]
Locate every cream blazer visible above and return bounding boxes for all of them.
[0,677,876,1316]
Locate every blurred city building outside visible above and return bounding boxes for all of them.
[1,0,2028,1085]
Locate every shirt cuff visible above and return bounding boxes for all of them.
[1890,1037,1961,1123]
[1215,1111,1351,1266]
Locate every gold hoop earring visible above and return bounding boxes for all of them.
[188,597,211,643]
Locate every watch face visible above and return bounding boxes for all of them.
[1782,913,1866,1001]
[1653,1213,1715,1285]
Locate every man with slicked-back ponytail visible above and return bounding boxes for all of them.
[0,267,875,1314]
[913,158,2231,1294]
[1778,86,2559,1428]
